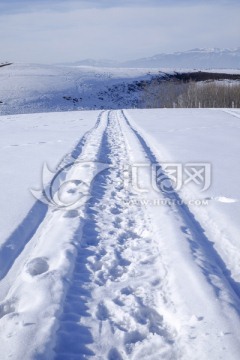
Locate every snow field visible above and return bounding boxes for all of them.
[0,109,240,359]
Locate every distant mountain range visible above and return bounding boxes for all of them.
[71,48,240,69]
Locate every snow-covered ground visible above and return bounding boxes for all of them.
[0,108,240,359]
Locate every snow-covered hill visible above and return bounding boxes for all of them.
[0,63,162,115]
[1,62,240,116]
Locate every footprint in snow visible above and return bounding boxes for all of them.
[108,348,123,360]
[63,209,79,218]
[25,257,49,276]
[124,330,146,354]
[110,207,122,215]
[0,298,17,319]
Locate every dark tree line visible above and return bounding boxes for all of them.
[142,80,240,108]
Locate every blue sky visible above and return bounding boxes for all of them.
[0,0,239,63]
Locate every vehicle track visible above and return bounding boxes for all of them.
[53,110,177,360]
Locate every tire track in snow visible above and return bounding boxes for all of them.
[0,111,105,283]
[0,111,109,359]
[53,111,178,360]
[121,109,240,308]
